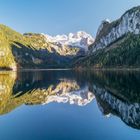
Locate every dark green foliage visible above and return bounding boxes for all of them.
[75,33,140,68]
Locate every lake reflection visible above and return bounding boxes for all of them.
[0,70,140,140]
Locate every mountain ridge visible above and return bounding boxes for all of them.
[0,25,94,70]
[75,6,140,69]
[42,31,94,51]
[1,6,140,70]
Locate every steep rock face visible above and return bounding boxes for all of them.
[74,6,140,68]
[91,6,140,52]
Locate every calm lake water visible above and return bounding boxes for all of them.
[0,70,140,140]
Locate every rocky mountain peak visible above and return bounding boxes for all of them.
[42,31,94,51]
[91,6,140,52]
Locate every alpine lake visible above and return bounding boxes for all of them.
[0,70,140,140]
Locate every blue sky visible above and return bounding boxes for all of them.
[0,0,140,36]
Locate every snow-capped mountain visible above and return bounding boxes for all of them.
[42,31,94,51]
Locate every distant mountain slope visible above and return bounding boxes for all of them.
[75,6,140,68]
[0,25,94,70]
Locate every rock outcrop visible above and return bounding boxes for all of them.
[91,6,140,52]
[75,6,140,68]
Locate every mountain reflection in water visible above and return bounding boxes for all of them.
[0,70,140,130]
